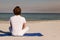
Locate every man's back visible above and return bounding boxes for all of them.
[10,15,26,35]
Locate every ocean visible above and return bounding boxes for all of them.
[0,13,60,21]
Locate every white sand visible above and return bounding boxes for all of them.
[0,20,60,40]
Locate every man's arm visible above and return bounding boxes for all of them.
[9,21,12,32]
[10,21,12,27]
[22,23,26,30]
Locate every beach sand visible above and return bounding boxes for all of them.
[0,20,60,40]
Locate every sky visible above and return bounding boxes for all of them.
[0,0,60,13]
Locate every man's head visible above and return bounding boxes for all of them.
[13,6,21,15]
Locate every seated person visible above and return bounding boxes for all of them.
[9,6,29,36]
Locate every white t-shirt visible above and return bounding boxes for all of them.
[10,15,26,36]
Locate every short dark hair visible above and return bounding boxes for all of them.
[13,6,21,15]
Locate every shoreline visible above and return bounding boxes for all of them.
[0,20,60,21]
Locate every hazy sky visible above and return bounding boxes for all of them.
[0,0,60,13]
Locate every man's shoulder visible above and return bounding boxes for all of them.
[21,16,25,19]
[10,15,25,20]
[10,16,15,19]
[21,16,25,18]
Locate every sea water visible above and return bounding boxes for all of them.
[0,13,60,21]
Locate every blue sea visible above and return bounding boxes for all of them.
[0,13,60,21]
